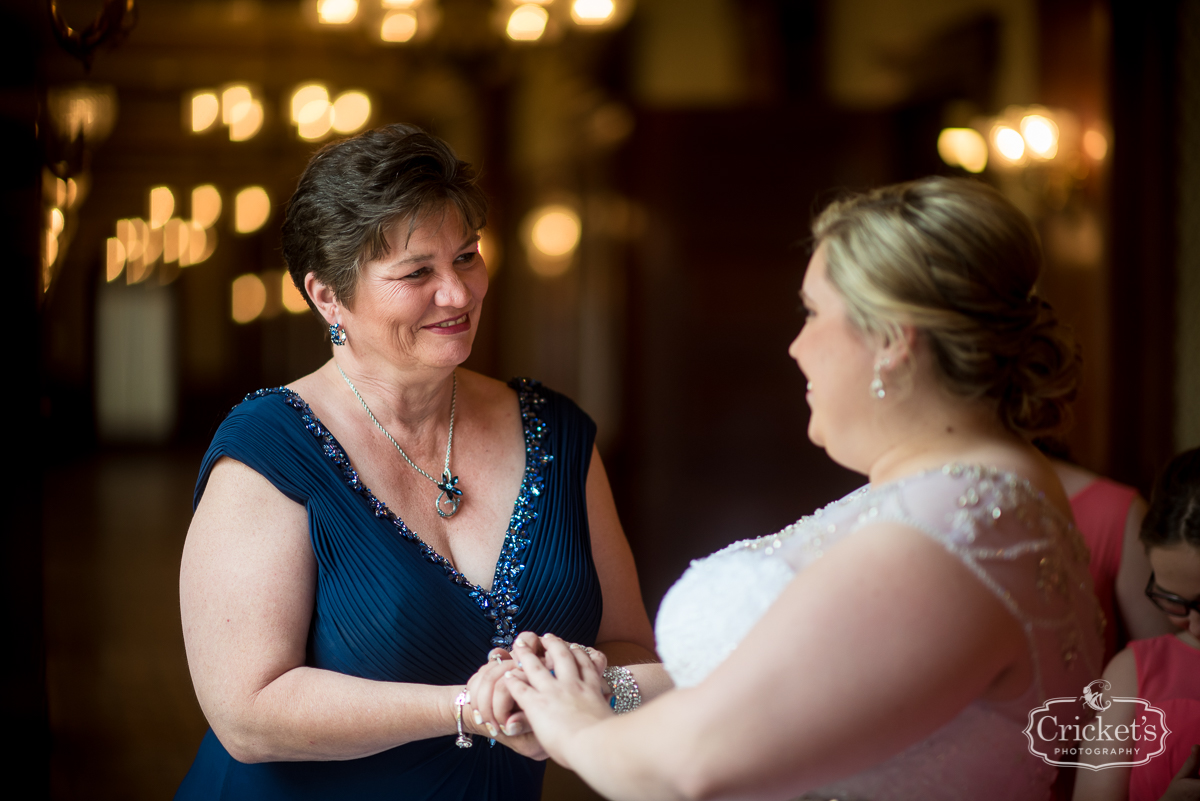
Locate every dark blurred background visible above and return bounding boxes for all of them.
[8,0,1200,797]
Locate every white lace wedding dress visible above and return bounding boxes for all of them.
[655,465,1104,801]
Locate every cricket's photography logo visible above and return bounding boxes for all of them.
[1025,682,1172,769]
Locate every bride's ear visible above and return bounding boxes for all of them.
[876,324,916,370]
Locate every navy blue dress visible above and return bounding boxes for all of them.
[176,378,603,800]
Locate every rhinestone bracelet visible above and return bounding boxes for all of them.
[602,666,642,715]
[454,688,473,748]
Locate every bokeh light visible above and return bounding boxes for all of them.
[221,85,252,125]
[993,126,1025,162]
[282,272,309,313]
[380,10,418,42]
[1083,129,1108,161]
[291,84,329,123]
[149,186,175,228]
[229,98,264,141]
[191,91,219,132]
[331,91,371,133]
[231,274,267,323]
[1020,114,1059,159]
[234,187,271,233]
[530,206,581,257]
[192,185,222,228]
[163,218,188,264]
[317,0,358,25]
[572,0,615,25]
[507,5,549,41]
[106,237,126,281]
[181,221,214,266]
[937,128,988,173]
[48,207,65,236]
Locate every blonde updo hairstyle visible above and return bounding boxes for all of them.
[812,177,1079,439]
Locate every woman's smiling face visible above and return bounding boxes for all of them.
[339,205,488,372]
[788,242,878,467]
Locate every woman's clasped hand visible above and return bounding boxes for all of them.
[460,633,610,759]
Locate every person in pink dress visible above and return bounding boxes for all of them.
[1073,447,1200,801]
[1051,459,1173,661]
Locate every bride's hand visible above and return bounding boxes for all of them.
[504,633,614,769]
[464,639,547,760]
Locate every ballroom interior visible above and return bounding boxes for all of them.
[8,0,1200,797]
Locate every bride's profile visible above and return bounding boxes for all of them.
[496,177,1104,800]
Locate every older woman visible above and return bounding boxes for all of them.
[175,124,656,800]
[502,177,1104,801]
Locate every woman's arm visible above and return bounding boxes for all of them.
[508,522,1028,800]
[1114,497,1174,640]
[180,457,501,763]
[1072,648,1137,801]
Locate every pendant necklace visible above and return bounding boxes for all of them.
[336,361,463,518]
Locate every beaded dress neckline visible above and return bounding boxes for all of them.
[236,378,554,649]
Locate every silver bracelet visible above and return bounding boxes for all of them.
[454,688,473,748]
[602,666,641,714]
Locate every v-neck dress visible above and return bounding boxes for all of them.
[175,378,603,801]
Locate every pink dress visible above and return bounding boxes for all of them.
[1070,478,1138,663]
[1129,635,1200,801]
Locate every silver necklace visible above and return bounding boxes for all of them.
[335,361,463,518]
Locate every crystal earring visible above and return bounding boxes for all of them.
[330,322,348,346]
[870,358,889,400]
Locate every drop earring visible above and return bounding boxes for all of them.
[870,358,890,400]
[330,322,348,346]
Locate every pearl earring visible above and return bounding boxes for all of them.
[870,358,890,400]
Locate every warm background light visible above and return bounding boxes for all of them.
[937,128,988,173]
[106,237,126,281]
[229,99,264,142]
[48,207,65,236]
[572,0,615,25]
[530,206,581,257]
[163,218,187,264]
[331,91,371,133]
[149,186,175,228]
[182,222,214,266]
[993,126,1025,162]
[291,84,329,123]
[381,10,418,42]
[281,273,309,313]
[507,5,549,41]
[1020,114,1059,158]
[192,185,222,228]
[191,91,219,132]
[234,187,271,233]
[1083,129,1108,161]
[44,229,58,270]
[479,230,500,276]
[221,85,252,125]
[317,0,358,25]
[231,274,267,323]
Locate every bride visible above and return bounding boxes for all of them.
[494,177,1104,800]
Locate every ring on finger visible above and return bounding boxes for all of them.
[491,654,505,665]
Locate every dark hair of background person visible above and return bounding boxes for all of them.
[1141,447,1200,549]
[281,122,489,313]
